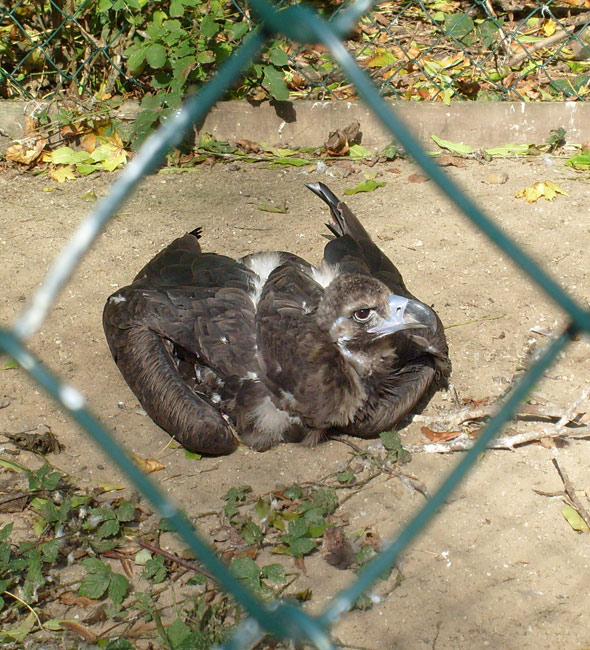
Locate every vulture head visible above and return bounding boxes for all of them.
[316,273,438,377]
[103,183,450,455]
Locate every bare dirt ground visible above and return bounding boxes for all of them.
[2,154,590,649]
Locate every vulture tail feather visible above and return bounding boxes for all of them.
[307,182,406,291]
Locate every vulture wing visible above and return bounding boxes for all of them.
[103,230,259,454]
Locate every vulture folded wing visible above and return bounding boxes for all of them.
[103,231,260,455]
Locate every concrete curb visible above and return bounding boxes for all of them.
[2,99,590,152]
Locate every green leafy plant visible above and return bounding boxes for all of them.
[78,557,130,607]
[123,1,291,147]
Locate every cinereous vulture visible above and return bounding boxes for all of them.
[103,183,450,454]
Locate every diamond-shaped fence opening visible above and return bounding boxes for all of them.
[2,0,590,648]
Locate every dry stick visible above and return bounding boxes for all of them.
[507,14,590,68]
[413,400,585,429]
[137,539,216,581]
[551,451,590,529]
[410,387,590,453]
[407,425,590,454]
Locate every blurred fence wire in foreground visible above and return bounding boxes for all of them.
[2,0,590,648]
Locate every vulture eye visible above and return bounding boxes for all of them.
[353,308,372,323]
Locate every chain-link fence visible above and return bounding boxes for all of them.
[1,0,589,103]
[2,0,589,647]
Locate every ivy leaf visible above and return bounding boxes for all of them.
[79,569,111,599]
[108,572,130,606]
[289,538,317,557]
[444,13,475,41]
[263,65,289,101]
[201,15,220,39]
[146,43,167,69]
[268,46,289,67]
[97,519,120,538]
[117,500,136,523]
[230,557,262,592]
[169,0,185,18]
[261,563,286,584]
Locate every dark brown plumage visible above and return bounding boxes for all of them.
[103,183,450,455]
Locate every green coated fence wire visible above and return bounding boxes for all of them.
[2,0,589,648]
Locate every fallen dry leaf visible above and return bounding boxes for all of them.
[487,171,509,185]
[129,453,165,474]
[6,137,47,165]
[325,121,360,156]
[515,180,567,202]
[59,620,97,642]
[323,526,355,570]
[438,154,466,168]
[59,592,96,609]
[421,426,463,442]
[80,132,97,154]
[407,173,429,183]
[235,139,262,154]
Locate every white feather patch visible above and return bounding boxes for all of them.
[250,395,295,435]
[242,251,283,306]
[311,262,338,288]
[108,294,127,304]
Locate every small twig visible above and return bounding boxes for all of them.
[3,590,44,630]
[137,539,216,581]
[507,14,590,67]
[445,314,505,329]
[551,451,590,529]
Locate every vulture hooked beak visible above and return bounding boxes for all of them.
[368,295,438,338]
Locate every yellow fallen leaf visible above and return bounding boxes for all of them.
[130,453,165,474]
[543,19,556,36]
[49,165,77,183]
[515,180,567,202]
[562,505,590,533]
